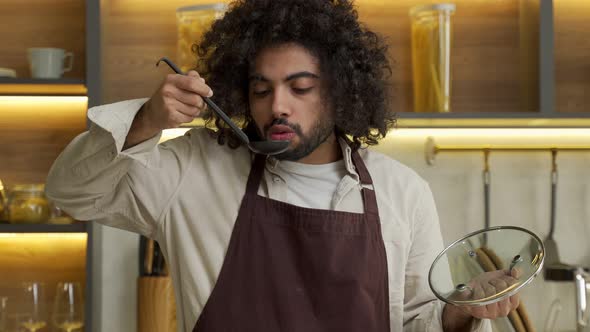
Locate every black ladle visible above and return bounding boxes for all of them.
[156,57,290,155]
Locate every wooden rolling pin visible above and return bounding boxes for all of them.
[137,276,177,332]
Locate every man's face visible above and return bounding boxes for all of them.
[248,43,334,161]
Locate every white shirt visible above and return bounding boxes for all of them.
[278,159,347,209]
[46,98,489,332]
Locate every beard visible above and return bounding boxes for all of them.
[261,116,335,161]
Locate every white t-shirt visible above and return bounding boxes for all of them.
[277,159,347,210]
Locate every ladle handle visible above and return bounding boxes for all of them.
[156,57,250,145]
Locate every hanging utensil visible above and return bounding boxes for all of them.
[483,151,491,225]
[543,150,576,281]
[483,150,491,245]
[545,150,560,266]
[575,268,590,330]
[156,57,290,156]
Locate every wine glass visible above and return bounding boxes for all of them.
[18,282,47,332]
[0,297,8,332]
[51,282,84,332]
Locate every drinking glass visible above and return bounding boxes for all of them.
[0,297,8,332]
[51,282,84,332]
[18,282,47,332]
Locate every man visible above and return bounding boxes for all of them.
[46,0,519,331]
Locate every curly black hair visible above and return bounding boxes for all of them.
[194,0,395,151]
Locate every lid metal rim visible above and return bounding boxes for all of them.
[410,3,456,17]
[428,225,545,307]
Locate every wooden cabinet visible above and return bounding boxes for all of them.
[555,0,590,114]
[0,0,100,331]
[100,0,590,127]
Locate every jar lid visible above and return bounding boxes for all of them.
[429,226,544,307]
[11,183,45,192]
[177,3,227,13]
[410,3,456,17]
[0,67,16,78]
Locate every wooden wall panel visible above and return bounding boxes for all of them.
[102,0,535,113]
[101,0,227,104]
[0,98,87,186]
[555,0,590,113]
[0,0,86,79]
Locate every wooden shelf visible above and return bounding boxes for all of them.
[0,222,88,233]
[0,78,87,96]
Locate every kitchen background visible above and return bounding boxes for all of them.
[1,0,589,331]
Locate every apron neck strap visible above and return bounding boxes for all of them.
[350,149,378,216]
[350,149,372,186]
[246,154,267,195]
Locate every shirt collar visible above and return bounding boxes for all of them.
[266,137,360,183]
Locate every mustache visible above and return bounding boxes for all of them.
[264,118,303,136]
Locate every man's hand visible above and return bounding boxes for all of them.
[442,269,521,331]
[124,70,213,149]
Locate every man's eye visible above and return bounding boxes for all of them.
[293,87,313,94]
[253,90,270,96]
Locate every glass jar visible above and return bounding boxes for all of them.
[176,3,227,73]
[0,179,6,222]
[410,3,456,113]
[6,184,51,224]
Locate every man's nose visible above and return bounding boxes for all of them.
[271,88,291,118]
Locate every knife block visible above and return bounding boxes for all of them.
[137,276,177,332]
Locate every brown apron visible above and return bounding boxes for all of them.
[193,150,390,332]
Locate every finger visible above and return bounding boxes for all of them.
[489,278,509,292]
[510,267,523,279]
[469,306,486,319]
[161,98,200,120]
[186,70,201,78]
[485,303,499,318]
[169,87,207,110]
[473,284,486,301]
[498,274,519,287]
[173,74,213,97]
[497,298,512,317]
[173,99,203,118]
[483,283,496,298]
[169,106,195,125]
[509,294,520,309]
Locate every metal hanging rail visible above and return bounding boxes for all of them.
[425,137,590,165]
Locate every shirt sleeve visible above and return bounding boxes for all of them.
[45,98,193,238]
[402,181,492,332]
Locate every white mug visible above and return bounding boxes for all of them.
[27,48,74,79]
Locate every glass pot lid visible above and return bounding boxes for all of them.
[429,226,545,306]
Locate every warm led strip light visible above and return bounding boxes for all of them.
[0,233,87,239]
[0,95,88,104]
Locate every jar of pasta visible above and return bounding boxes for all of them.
[6,184,51,224]
[176,3,227,73]
[0,179,6,222]
[410,3,456,113]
